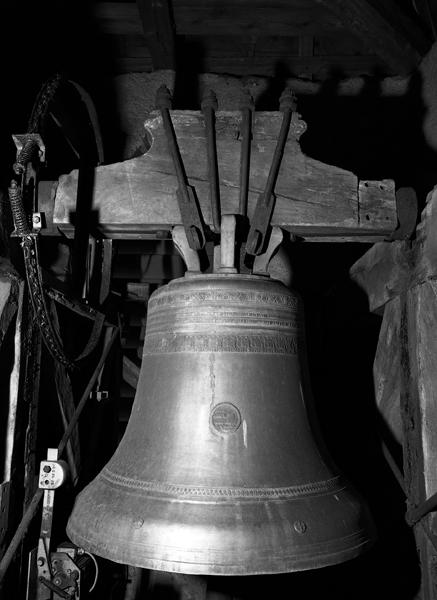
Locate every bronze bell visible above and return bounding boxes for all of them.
[67,272,375,575]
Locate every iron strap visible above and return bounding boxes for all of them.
[245,88,297,256]
[156,85,207,250]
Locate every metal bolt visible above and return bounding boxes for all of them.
[37,557,45,566]
[43,465,51,473]
[32,215,41,224]
[293,520,307,534]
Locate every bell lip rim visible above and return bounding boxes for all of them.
[66,526,376,576]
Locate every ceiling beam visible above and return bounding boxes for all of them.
[136,0,176,69]
[93,3,143,35]
[366,0,432,55]
[93,2,342,37]
[314,0,423,74]
[172,3,340,37]
[111,53,388,79]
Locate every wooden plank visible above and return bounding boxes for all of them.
[93,1,342,37]
[103,32,386,79]
[111,53,388,78]
[373,296,403,445]
[350,241,411,313]
[3,278,24,483]
[315,0,421,74]
[413,186,437,285]
[173,2,340,37]
[400,283,437,597]
[93,2,144,35]
[366,0,432,55]
[405,282,437,501]
[52,110,397,241]
[122,356,140,390]
[0,263,21,350]
[350,186,437,312]
[53,362,80,486]
[351,185,437,594]
[351,187,437,597]
[136,0,175,69]
[106,33,300,61]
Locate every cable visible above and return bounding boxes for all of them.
[83,550,99,593]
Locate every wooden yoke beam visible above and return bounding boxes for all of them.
[49,110,398,242]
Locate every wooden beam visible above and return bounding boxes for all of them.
[314,0,422,74]
[51,110,397,241]
[93,2,143,35]
[93,2,342,37]
[373,296,403,445]
[0,262,21,350]
[172,2,340,37]
[351,186,437,312]
[350,241,412,313]
[351,183,437,597]
[110,53,389,78]
[400,283,437,597]
[366,0,432,55]
[136,0,176,69]
[122,355,140,389]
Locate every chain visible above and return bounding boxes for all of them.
[21,233,74,369]
[9,74,106,369]
[28,73,62,134]
[9,75,72,367]
[13,74,61,176]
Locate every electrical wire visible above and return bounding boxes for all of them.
[83,550,99,593]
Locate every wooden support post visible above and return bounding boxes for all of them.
[350,185,437,597]
[399,282,437,598]
[136,0,175,70]
[373,296,403,445]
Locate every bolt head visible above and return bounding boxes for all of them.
[293,520,307,534]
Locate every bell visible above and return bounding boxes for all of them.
[67,272,375,575]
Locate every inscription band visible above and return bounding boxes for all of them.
[102,469,344,499]
[143,333,300,354]
[149,290,299,311]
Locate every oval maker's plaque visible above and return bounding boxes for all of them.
[211,402,242,434]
